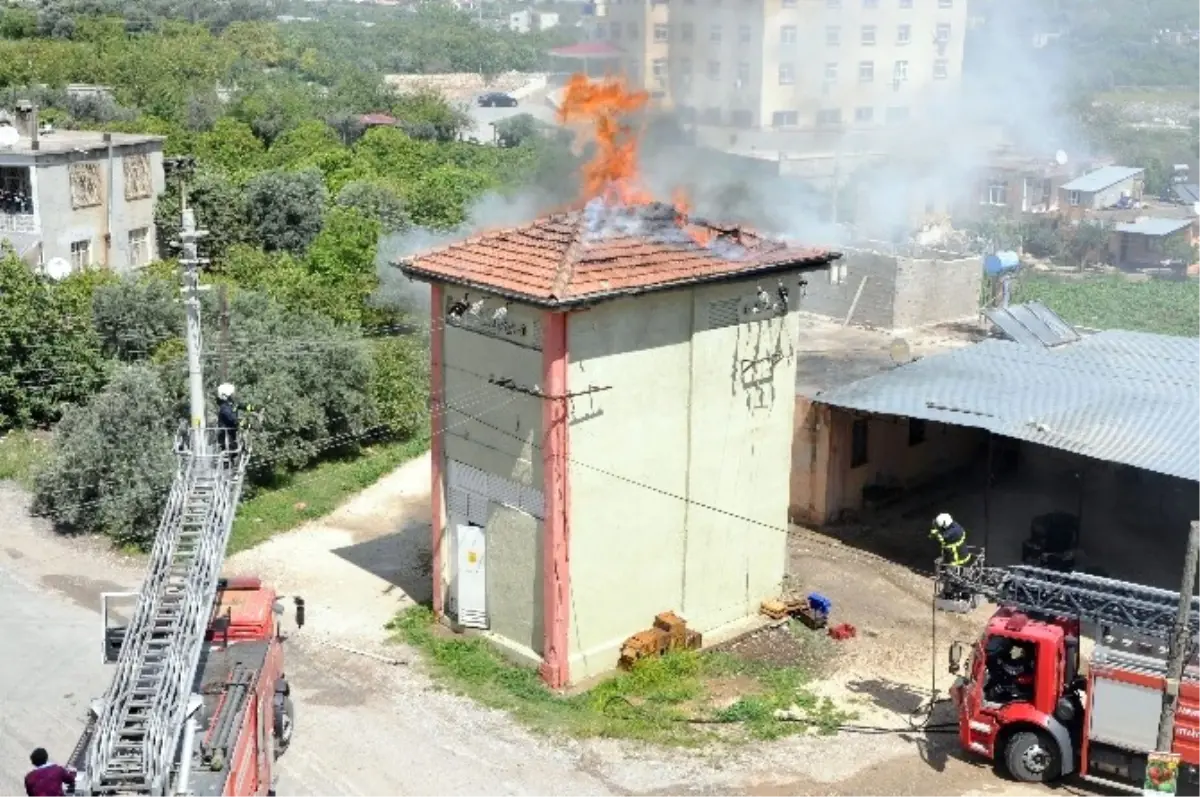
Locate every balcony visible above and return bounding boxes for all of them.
[0,212,37,234]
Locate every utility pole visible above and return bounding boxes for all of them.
[178,190,211,455]
[1156,520,1199,751]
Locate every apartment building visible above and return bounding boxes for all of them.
[668,0,968,131]
[587,0,671,99]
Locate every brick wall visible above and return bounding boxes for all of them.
[891,254,982,330]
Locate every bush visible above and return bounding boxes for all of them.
[337,179,410,233]
[370,337,429,440]
[32,365,178,547]
[244,168,328,255]
[154,170,250,265]
[91,277,183,362]
[0,250,108,431]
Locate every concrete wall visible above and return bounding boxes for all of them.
[1111,225,1197,269]
[802,251,981,330]
[436,287,547,664]
[789,399,985,525]
[564,272,806,679]
[891,253,982,328]
[32,144,164,271]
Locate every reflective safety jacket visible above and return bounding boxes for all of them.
[930,520,971,565]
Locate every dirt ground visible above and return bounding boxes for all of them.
[1,456,1101,797]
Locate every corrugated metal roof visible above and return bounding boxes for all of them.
[814,330,1200,481]
[1173,184,1200,204]
[1114,217,1195,237]
[1061,166,1144,193]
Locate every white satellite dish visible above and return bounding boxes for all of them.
[44,257,72,281]
[1054,149,1068,166]
[0,126,19,148]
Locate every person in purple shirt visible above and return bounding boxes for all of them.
[24,748,76,797]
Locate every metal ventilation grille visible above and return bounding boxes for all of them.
[708,297,741,329]
[528,319,543,348]
[446,460,543,519]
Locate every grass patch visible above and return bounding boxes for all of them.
[0,430,50,488]
[229,435,429,553]
[1014,275,1199,337]
[388,606,851,746]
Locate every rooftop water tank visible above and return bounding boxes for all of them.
[984,250,1020,277]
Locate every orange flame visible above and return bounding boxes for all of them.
[557,73,651,205]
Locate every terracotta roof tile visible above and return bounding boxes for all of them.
[397,202,839,307]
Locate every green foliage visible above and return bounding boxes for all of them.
[32,364,178,547]
[91,277,183,361]
[392,90,471,143]
[194,118,266,180]
[493,113,539,148]
[407,165,496,229]
[337,179,410,233]
[266,119,343,169]
[154,170,250,264]
[1012,275,1200,336]
[0,430,48,487]
[0,250,108,431]
[370,337,429,440]
[244,168,328,255]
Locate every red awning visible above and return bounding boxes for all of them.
[549,41,624,59]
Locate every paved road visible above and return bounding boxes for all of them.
[0,563,113,795]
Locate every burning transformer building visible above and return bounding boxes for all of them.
[397,75,839,687]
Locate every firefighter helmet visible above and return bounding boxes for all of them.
[217,383,235,400]
[935,513,954,529]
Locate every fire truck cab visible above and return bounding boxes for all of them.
[949,607,1200,794]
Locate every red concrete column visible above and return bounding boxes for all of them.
[539,310,571,688]
[429,283,446,617]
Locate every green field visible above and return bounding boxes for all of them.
[1012,275,1200,337]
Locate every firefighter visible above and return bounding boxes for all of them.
[930,513,972,567]
[216,383,239,458]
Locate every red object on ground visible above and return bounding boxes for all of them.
[828,623,857,640]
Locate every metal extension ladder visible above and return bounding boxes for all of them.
[81,428,252,795]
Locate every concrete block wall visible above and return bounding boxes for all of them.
[891,255,982,330]
[800,253,899,329]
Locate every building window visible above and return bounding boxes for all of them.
[779,63,795,84]
[70,239,92,272]
[652,58,667,78]
[123,154,153,201]
[731,109,754,127]
[861,25,876,46]
[936,22,951,41]
[986,180,1007,205]
[855,106,874,123]
[937,0,952,7]
[825,26,840,46]
[816,108,842,126]
[738,24,751,43]
[69,163,103,210]
[680,57,693,75]
[897,24,910,44]
[1067,190,1081,206]
[710,24,722,42]
[858,60,874,82]
[781,25,797,45]
[127,227,149,268]
[851,418,869,468]
[737,61,751,84]
[628,22,639,37]
[0,166,33,215]
[708,60,721,79]
[933,59,948,79]
[654,23,669,42]
[886,105,910,122]
[908,418,926,446]
[681,22,694,42]
[824,62,839,81]
[772,110,799,127]
[594,25,605,39]
[893,60,908,81]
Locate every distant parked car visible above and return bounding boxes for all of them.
[477,92,518,108]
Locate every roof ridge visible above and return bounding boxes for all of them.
[549,213,587,300]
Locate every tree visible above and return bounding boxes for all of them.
[493,113,539,148]
[406,165,495,229]
[244,168,327,255]
[266,119,342,169]
[1161,233,1199,267]
[0,249,108,431]
[91,276,183,362]
[391,90,471,143]
[31,364,178,547]
[1064,221,1111,270]
[370,337,428,440]
[194,117,266,180]
[154,170,250,265]
[336,179,410,233]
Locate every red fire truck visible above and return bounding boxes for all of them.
[937,554,1199,794]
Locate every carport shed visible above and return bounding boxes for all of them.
[792,328,1199,587]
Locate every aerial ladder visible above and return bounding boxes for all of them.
[71,202,263,796]
[74,430,253,795]
[936,553,1199,641]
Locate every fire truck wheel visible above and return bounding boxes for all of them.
[1003,730,1061,783]
[274,696,295,757]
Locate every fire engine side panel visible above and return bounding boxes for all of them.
[1089,671,1161,753]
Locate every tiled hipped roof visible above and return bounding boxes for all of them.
[396,207,837,307]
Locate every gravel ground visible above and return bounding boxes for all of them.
[0,464,1099,796]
